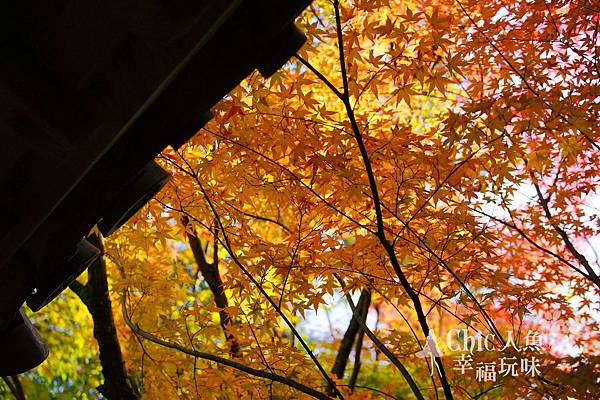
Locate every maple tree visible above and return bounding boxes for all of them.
[7,0,600,399]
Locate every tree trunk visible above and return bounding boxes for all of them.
[330,289,371,387]
[2,376,26,400]
[70,233,138,400]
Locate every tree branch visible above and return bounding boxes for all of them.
[334,276,424,400]
[468,205,594,283]
[348,297,368,391]
[181,215,241,357]
[171,153,345,400]
[454,0,600,151]
[330,2,454,397]
[69,280,90,308]
[121,292,331,400]
[331,289,370,381]
[532,182,600,288]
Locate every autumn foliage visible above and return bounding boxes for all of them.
[9,1,600,399]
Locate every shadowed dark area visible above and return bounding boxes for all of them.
[0,0,311,377]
